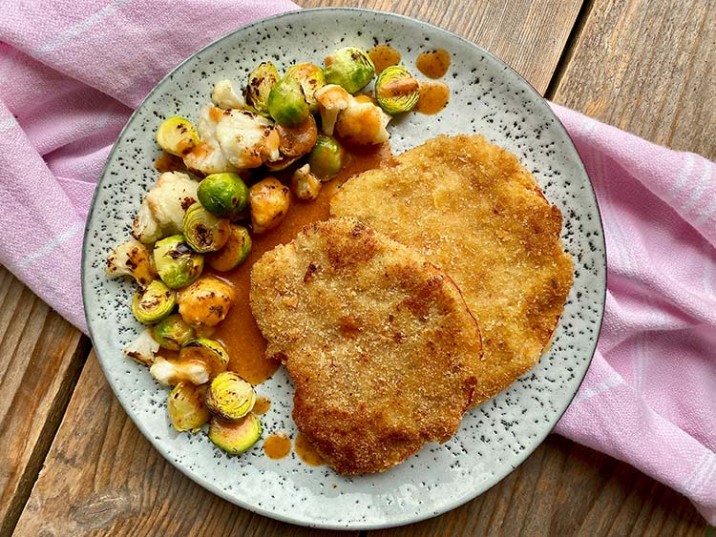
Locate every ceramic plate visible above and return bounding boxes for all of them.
[83,8,606,530]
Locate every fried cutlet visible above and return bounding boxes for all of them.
[331,134,574,407]
[249,217,483,474]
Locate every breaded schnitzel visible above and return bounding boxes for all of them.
[331,135,573,407]
[249,217,483,474]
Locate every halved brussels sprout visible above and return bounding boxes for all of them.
[182,203,231,254]
[153,234,204,289]
[156,116,200,157]
[208,414,262,455]
[131,280,175,324]
[324,47,375,94]
[375,65,420,115]
[206,371,256,421]
[206,224,252,272]
[249,177,291,234]
[285,62,326,112]
[153,314,195,350]
[197,173,249,220]
[168,382,210,433]
[179,338,229,378]
[268,77,310,127]
[307,135,344,181]
[244,61,280,116]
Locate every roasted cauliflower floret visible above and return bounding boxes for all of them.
[335,98,390,145]
[106,239,156,287]
[249,177,291,234]
[150,356,211,386]
[314,84,351,136]
[123,328,160,367]
[132,171,199,244]
[290,164,321,201]
[215,109,280,169]
[211,80,247,110]
[315,84,391,145]
[177,276,235,327]
[183,104,239,175]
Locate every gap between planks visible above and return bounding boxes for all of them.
[0,335,92,537]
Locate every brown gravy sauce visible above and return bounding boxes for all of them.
[210,143,395,385]
[416,48,451,79]
[416,81,450,115]
[294,432,325,466]
[368,44,402,74]
[263,432,292,459]
[253,396,271,415]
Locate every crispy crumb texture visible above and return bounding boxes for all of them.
[249,217,483,474]
[331,134,574,406]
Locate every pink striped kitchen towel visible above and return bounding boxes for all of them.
[0,0,714,525]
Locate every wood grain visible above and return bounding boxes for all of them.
[551,0,716,160]
[0,267,89,537]
[369,436,706,536]
[13,352,356,537]
[295,0,584,94]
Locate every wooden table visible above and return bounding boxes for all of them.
[1,1,714,535]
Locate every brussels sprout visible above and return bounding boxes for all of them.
[152,314,195,350]
[208,414,262,455]
[275,114,318,159]
[182,203,231,254]
[324,47,375,94]
[179,338,229,378]
[307,135,344,181]
[249,177,291,234]
[285,62,326,112]
[153,234,204,289]
[177,276,235,327]
[375,65,420,115]
[156,116,200,157]
[206,371,256,421]
[206,225,252,272]
[268,77,310,127]
[197,173,249,219]
[244,61,280,116]
[168,382,210,433]
[290,164,322,201]
[131,280,176,324]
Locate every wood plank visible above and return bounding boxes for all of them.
[551,0,715,160]
[0,267,89,536]
[295,0,585,94]
[13,353,355,537]
[368,436,706,536]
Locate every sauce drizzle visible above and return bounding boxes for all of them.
[416,81,450,114]
[369,44,402,74]
[294,432,325,466]
[210,144,395,385]
[263,433,291,459]
[416,48,451,79]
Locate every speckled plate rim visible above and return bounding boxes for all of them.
[82,7,607,530]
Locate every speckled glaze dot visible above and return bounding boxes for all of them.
[82,8,605,531]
